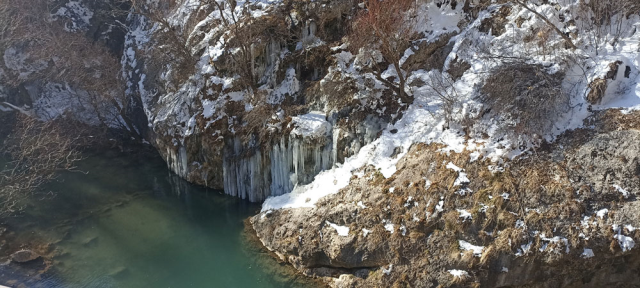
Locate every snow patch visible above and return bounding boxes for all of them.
[326,221,349,237]
[457,209,472,222]
[581,248,595,259]
[448,269,469,279]
[459,240,484,257]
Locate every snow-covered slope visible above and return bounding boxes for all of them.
[263,0,640,210]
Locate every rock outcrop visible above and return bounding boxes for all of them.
[252,121,640,287]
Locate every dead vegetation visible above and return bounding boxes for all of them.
[480,63,570,137]
[349,0,418,104]
[575,0,640,55]
[0,115,81,217]
[255,119,640,286]
[127,0,201,86]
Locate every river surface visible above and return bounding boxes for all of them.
[6,150,316,288]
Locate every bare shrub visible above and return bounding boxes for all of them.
[424,71,460,129]
[0,115,81,216]
[350,0,418,104]
[480,64,570,137]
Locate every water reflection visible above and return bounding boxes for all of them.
[4,150,317,288]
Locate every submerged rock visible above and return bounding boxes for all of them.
[10,250,40,263]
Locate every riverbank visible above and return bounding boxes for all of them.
[251,110,640,287]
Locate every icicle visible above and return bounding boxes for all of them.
[221,114,387,202]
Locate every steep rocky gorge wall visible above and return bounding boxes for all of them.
[122,0,408,202]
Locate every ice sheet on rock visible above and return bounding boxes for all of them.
[290,112,331,137]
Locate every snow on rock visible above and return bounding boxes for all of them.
[122,0,640,215]
[625,225,637,233]
[362,228,372,237]
[446,162,464,172]
[54,0,94,32]
[459,240,484,257]
[614,234,635,252]
[382,264,393,275]
[435,198,444,212]
[415,1,464,42]
[596,209,609,219]
[202,99,217,118]
[613,225,636,252]
[400,225,407,236]
[384,222,395,234]
[582,249,595,259]
[267,68,301,104]
[457,209,472,222]
[539,234,570,254]
[448,269,469,279]
[613,185,630,198]
[326,221,349,237]
[446,162,470,186]
[291,112,331,138]
[516,241,533,257]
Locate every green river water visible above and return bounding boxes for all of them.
[4,150,316,288]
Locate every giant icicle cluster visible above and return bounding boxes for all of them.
[223,132,333,202]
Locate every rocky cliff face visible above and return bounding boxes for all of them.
[122,0,419,201]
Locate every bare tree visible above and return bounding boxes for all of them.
[350,0,417,104]
[0,115,81,217]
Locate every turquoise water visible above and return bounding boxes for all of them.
[10,150,316,288]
